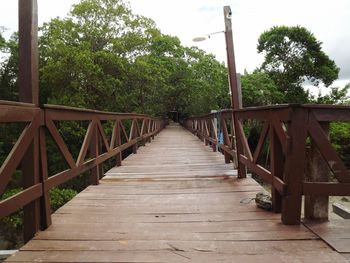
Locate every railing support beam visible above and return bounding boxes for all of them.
[304,122,330,221]
[282,107,307,224]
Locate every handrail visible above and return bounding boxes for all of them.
[0,100,165,236]
[183,104,350,224]
[44,104,154,118]
[184,109,238,165]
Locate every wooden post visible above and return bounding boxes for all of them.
[221,118,231,164]
[304,122,330,221]
[223,6,246,178]
[236,73,242,109]
[90,126,100,185]
[211,111,218,152]
[146,120,151,143]
[19,0,39,105]
[115,121,122,167]
[129,119,138,154]
[200,120,204,142]
[18,0,42,242]
[132,128,138,154]
[151,120,155,140]
[270,125,283,213]
[140,120,146,146]
[282,106,307,224]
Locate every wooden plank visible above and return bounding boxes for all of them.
[304,220,350,253]
[49,211,280,224]
[6,250,347,263]
[21,239,329,253]
[33,228,316,241]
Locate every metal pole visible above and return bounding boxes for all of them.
[223,6,246,178]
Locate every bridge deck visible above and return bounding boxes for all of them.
[6,123,346,262]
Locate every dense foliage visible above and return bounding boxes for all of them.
[241,71,284,107]
[0,187,77,249]
[257,25,339,103]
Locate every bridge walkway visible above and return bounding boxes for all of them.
[5,123,346,262]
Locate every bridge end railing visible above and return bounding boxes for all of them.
[183,104,350,224]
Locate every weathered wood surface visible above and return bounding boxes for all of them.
[305,220,350,255]
[6,123,347,262]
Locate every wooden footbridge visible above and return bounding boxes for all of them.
[2,1,350,262]
[2,122,347,262]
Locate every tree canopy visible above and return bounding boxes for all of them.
[241,71,284,107]
[315,83,350,105]
[257,25,339,102]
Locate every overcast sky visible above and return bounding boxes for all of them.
[1,0,349,89]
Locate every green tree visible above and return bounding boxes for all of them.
[330,121,350,168]
[315,83,350,105]
[183,47,230,115]
[0,33,19,101]
[241,71,284,107]
[257,26,339,103]
[39,0,157,111]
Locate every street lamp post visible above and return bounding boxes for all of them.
[192,6,246,178]
[223,6,242,110]
[223,6,246,178]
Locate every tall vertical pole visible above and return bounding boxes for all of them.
[223,6,246,178]
[224,6,240,111]
[18,0,41,242]
[19,0,39,105]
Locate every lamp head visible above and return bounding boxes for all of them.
[192,36,207,42]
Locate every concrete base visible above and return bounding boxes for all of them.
[0,250,18,260]
[333,203,350,219]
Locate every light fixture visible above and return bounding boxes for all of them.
[192,31,225,42]
[192,36,207,42]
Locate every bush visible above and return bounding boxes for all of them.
[49,188,78,212]
[0,188,23,249]
[330,122,350,167]
[0,187,77,249]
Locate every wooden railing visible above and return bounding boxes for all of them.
[184,104,350,224]
[0,100,164,239]
[184,110,238,165]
